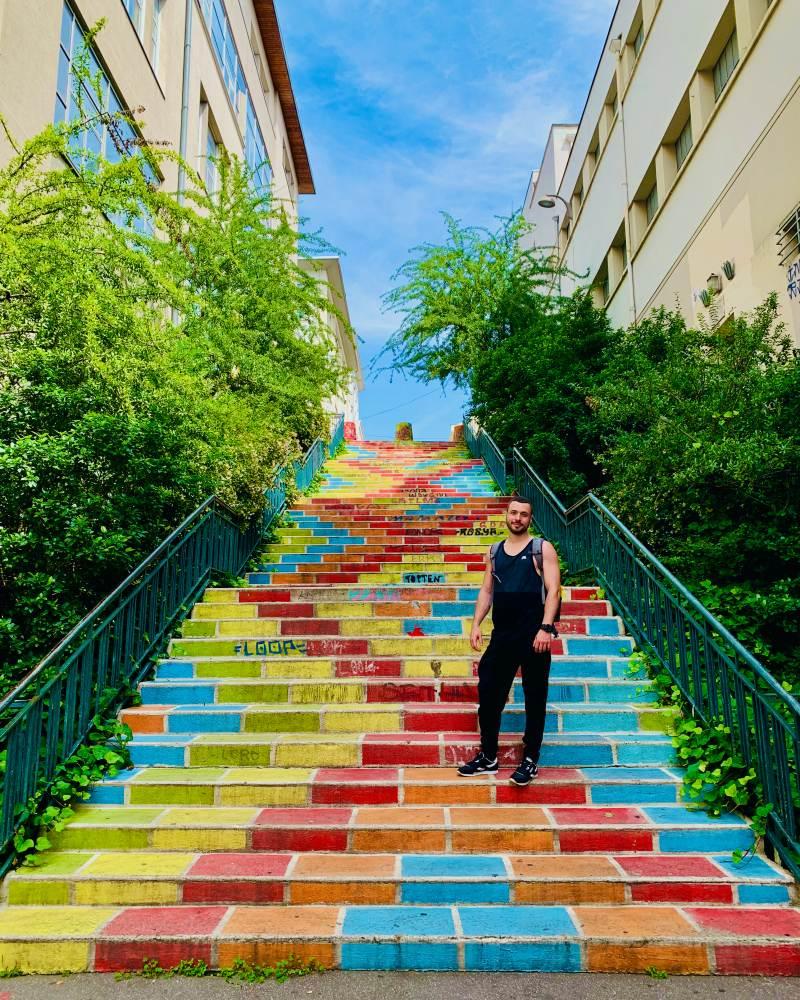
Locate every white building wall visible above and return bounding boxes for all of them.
[528,0,800,341]
[521,126,576,252]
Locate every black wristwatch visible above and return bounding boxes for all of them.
[539,623,559,637]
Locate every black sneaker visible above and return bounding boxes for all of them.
[509,756,538,785]
[457,751,498,776]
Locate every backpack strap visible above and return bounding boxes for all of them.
[530,537,547,604]
[489,541,502,578]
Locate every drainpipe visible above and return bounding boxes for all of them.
[177,0,194,201]
[610,36,639,324]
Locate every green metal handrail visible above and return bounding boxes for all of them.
[465,421,800,876]
[328,413,345,457]
[0,416,344,870]
[464,419,507,492]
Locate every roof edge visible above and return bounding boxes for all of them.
[253,1,314,195]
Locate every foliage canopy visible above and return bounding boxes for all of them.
[0,90,346,690]
[382,213,800,683]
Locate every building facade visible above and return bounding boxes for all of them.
[528,0,800,340]
[300,256,365,441]
[0,0,362,427]
[521,124,577,254]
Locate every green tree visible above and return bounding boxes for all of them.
[380,212,613,499]
[379,213,557,386]
[0,74,346,690]
[471,290,613,502]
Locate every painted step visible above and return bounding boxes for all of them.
[198,585,606,605]
[120,701,671,737]
[47,804,754,855]
[167,636,635,659]
[246,571,486,586]
[5,901,796,975]
[180,616,624,640]
[154,655,639,682]
[193,597,613,619]
[87,765,685,808]
[139,676,654,707]
[125,732,676,769]
[6,850,791,909]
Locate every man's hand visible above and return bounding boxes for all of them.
[470,624,483,652]
[533,629,553,654]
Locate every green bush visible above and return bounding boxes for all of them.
[592,299,800,682]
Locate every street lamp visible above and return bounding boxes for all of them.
[537,194,570,213]
[537,194,570,294]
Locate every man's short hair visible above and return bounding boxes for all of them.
[508,496,533,512]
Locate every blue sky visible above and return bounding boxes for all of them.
[278,0,616,440]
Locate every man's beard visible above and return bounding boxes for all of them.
[506,520,528,536]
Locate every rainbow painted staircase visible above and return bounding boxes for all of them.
[1,441,798,975]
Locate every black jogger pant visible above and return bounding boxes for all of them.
[476,630,551,761]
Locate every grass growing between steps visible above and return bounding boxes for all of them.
[114,956,326,984]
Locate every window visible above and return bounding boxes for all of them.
[57,4,130,162]
[633,22,644,57]
[199,0,247,110]
[611,90,619,117]
[602,271,610,303]
[122,0,145,36]
[245,96,272,196]
[675,117,693,169]
[622,241,628,270]
[713,30,739,100]
[206,126,220,194]
[150,0,162,68]
[645,183,659,224]
[777,204,800,267]
[56,3,156,231]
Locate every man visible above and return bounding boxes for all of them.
[457,497,561,785]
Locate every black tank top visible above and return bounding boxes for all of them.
[491,538,545,635]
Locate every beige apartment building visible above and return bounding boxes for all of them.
[0,0,362,429]
[525,0,800,340]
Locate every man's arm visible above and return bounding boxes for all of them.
[534,541,562,652]
[470,553,495,652]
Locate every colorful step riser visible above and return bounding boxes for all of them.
[42,805,755,857]
[88,767,687,808]
[7,851,791,908]
[154,658,641,682]
[4,905,800,975]
[168,637,635,659]
[121,704,670,737]
[126,737,677,770]
[154,659,642,685]
[182,616,623,639]
[137,678,653,708]
[200,586,605,602]
[247,572,488,585]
